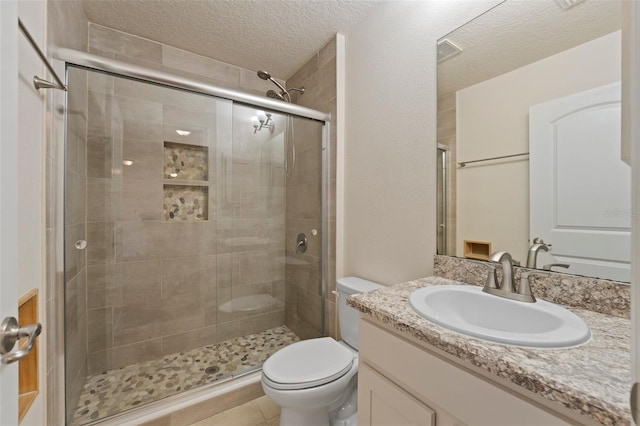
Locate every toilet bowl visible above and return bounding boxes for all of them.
[261,277,383,426]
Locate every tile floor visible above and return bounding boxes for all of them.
[72,326,297,425]
[190,395,281,426]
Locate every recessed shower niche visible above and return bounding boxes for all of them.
[163,141,209,221]
[163,141,208,181]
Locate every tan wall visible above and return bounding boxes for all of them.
[343,1,501,286]
[456,31,621,262]
[285,38,337,339]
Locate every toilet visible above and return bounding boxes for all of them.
[261,277,383,426]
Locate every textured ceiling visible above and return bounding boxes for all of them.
[82,0,383,79]
[438,0,621,96]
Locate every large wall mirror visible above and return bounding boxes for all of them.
[436,0,627,282]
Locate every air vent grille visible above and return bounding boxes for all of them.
[437,39,462,63]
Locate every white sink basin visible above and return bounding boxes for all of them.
[409,285,591,348]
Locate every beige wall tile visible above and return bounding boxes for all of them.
[284,310,321,340]
[87,307,113,352]
[297,288,322,331]
[87,222,115,264]
[86,261,162,309]
[65,169,86,225]
[112,294,204,346]
[161,255,217,299]
[115,221,217,262]
[161,325,217,355]
[162,45,241,86]
[87,91,113,136]
[87,134,115,178]
[122,139,163,180]
[89,23,162,63]
[88,338,163,374]
[239,69,285,93]
[65,223,86,279]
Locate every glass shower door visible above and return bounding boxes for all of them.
[64,65,327,424]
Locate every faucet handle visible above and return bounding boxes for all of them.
[531,237,552,248]
[542,263,569,271]
[484,265,498,289]
[518,271,549,302]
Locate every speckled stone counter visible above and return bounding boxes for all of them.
[347,276,631,426]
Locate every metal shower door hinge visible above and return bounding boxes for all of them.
[0,316,42,364]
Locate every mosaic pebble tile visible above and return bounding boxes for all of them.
[163,185,208,221]
[71,326,298,425]
[163,142,208,181]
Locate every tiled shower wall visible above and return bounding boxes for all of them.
[286,38,338,339]
[87,24,337,344]
[80,23,292,373]
[78,70,288,375]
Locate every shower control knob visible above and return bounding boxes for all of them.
[296,233,308,253]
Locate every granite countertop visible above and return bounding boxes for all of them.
[347,276,631,426]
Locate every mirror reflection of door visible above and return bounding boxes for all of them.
[529,82,630,282]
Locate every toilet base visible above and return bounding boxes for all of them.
[280,406,330,426]
[279,407,358,426]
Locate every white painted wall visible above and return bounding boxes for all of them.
[342,0,500,285]
[17,1,46,424]
[456,31,621,263]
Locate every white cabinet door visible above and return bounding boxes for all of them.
[359,363,436,426]
[529,82,630,281]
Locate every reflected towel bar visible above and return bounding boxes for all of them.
[458,152,529,168]
[18,18,67,92]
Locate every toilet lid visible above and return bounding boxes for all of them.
[263,337,355,390]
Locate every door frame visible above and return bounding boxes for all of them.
[626,1,640,422]
[0,2,21,425]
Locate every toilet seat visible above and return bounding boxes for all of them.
[263,337,355,390]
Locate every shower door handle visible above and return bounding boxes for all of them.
[0,316,42,364]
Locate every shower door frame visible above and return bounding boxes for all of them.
[56,49,331,425]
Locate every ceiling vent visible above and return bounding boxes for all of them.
[554,0,585,10]
[437,39,462,63]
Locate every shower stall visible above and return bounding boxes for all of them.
[62,54,329,425]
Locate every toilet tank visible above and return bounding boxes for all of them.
[337,277,383,350]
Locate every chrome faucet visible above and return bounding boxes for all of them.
[526,237,551,269]
[483,251,536,303]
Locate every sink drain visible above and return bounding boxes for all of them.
[205,366,220,375]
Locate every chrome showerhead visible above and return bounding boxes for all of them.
[257,70,271,80]
[266,89,287,102]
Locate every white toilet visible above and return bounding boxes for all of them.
[261,277,383,426]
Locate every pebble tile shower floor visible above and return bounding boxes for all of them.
[71,326,299,425]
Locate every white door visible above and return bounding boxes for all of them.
[529,82,630,282]
[0,2,20,425]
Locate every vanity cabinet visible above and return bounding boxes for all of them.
[358,318,578,426]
